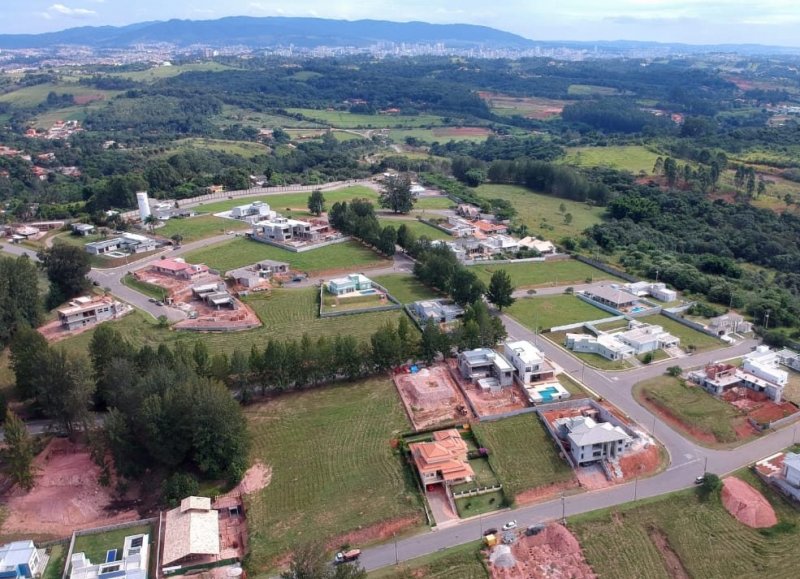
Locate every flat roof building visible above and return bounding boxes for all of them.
[70,534,148,579]
[457,348,514,388]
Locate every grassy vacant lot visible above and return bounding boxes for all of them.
[372,274,441,304]
[571,470,800,579]
[565,145,663,174]
[244,378,423,570]
[507,295,607,331]
[566,84,619,96]
[388,128,490,143]
[213,105,324,129]
[197,185,379,215]
[122,274,167,301]
[173,138,270,159]
[369,541,487,579]
[109,62,237,82]
[472,184,606,240]
[414,196,454,210]
[378,218,449,240]
[782,369,800,405]
[473,414,574,502]
[638,314,724,353]
[636,376,740,444]
[72,524,152,565]
[321,291,386,313]
[557,373,594,398]
[285,108,446,128]
[157,215,249,243]
[0,83,120,107]
[184,238,388,274]
[470,259,617,289]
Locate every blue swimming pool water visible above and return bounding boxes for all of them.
[630,306,647,313]
[539,386,559,402]
[360,289,379,295]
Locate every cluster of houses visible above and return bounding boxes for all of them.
[565,320,680,361]
[689,345,799,403]
[432,203,556,262]
[0,494,245,579]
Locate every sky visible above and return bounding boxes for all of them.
[2,1,800,46]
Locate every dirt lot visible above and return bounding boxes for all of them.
[478,91,567,120]
[394,365,473,430]
[488,523,596,578]
[721,476,777,528]
[1,438,140,538]
[724,388,800,424]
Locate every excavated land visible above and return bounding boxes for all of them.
[723,388,799,424]
[488,524,596,579]
[721,476,778,528]
[1,438,140,538]
[394,365,473,431]
[446,360,529,418]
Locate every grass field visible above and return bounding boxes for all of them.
[196,185,379,215]
[638,315,724,353]
[564,145,663,174]
[479,92,567,120]
[72,524,152,566]
[506,295,607,331]
[566,84,619,96]
[571,469,800,578]
[378,218,450,240]
[213,105,325,129]
[172,138,270,159]
[321,291,387,313]
[156,215,249,243]
[369,541,487,579]
[572,350,634,371]
[372,274,441,304]
[184,238,388,274]
[41,545,65,579]
[388,128,491,143]
[557,373,594,398]
[244,378,423,570]
[286,108,447,129]
[109,62,237,82]
[472,184,606,240]
[414,196,454,210]
[0,83,120,107]
[470,259,617,289]
[636,376,740,444]
[122,273,167,301]
[473,414,574,502]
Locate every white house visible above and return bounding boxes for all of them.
[327,274,373,296]
[457,348,514,388]
[70,534,148,579]
[565,333,634,361]
[554,415,632,466]
[57,296,124,331]
[743,346,788,386]
[0,541,46,579]
[625,281,677,302]
[615,321,680,354]
[518,237,556,255]
[413,300,464,324]
[445,216,476,237]
[707,312,753,336]
[783,452,800,487]
[231,201,275,221]
[503,340,554,385]
[251,217,330,244]
[777,349,800,372]
[85,233,157,255]
[479,234,518,255]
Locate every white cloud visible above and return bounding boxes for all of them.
[47,3,98,18]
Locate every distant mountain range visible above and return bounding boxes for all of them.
[0,17,536,50]
[0,16,796,55]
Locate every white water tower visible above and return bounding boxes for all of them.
[136,191,151,222]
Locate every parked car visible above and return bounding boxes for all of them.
[694,475,706,485]
[292,275,304,282]
[483,527,498,537]
[334,549,361,564]
[525,524,545,536]
[502,520,517,531]
[148,298,157,303]
[155,301,163,306]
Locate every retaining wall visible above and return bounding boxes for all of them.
[478,406,539,422]
[249,234,350,253]
[452,484,503,499]
[660,309,722,340]
[573,255,638,282]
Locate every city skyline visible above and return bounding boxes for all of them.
[0,1,798,47]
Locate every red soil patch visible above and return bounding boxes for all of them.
[73,94,105,105]
[393,365,472,431]
[328,514,422,549]
[618,443,661,480]
[489,523,596,579]
[231,461,272,496]
[2,439,140,538]
[432,127,492,137]
[721,476,777,528]
[515,479,579,506]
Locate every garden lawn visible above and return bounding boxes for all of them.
[285,109,447,128]
[369,541,487,579]
[571,470,800,579]
[564,145,663,174]
[72,524,152,566]
[173,138,270,159]
[636,376,740,444]
[637,315,724,353]
[473,414,574,501]
[472,184,605,240]
[244,378,423,570]
[321,291,387,313]
[470,260,617,289]
[378,218,450,240]
[41,545,65,579]
[414,196,454,210]
[184,238,388,274]
[55,291,407,357]
[196,185,378,214]
[507,295,607,332]
[372,274,441,303]
[157,215,248,243]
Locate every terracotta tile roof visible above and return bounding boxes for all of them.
[409,429,474,482]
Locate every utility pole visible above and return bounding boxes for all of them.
[634,476,639,501]
[764,310,770,330]
[394,533,398,565]
[561,493,566,523]
[703,455,708,474]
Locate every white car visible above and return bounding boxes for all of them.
[502,520,517,531]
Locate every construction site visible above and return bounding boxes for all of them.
[446,360,530,418]
[393,365,473,431]
[487,523,596,579]
[722,388,799,427]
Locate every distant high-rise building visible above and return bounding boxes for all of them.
[136,191,151,222]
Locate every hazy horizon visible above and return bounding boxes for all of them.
[1,1,799,48]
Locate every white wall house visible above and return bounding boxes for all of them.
[565,333,634,361]
[616,321,680,354]
[457,348,514,388]
[743,346,788,386]
[503,340,554,385]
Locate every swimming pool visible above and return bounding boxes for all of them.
[630,306,647,313]
[538,386,559,402]
[360,289,379,295]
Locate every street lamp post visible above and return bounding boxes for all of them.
[634,476,639,501]
[394,533,398,565]
[561,493,566,523]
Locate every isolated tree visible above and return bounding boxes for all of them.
[563,212,573,225]
[170,233,183,247]
[37,244,91,308]
[396,316,416,361]
[379,173,415,214]
[3,408,36,491]
[486,269,516,311]
[558,202,567,214]
[307,190,326,216]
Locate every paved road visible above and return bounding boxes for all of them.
[360,315,792,572]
